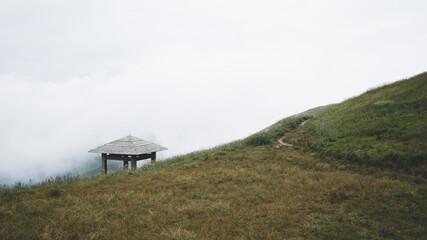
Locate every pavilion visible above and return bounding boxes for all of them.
[88,135,167,174]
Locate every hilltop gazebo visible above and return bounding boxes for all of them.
[88,135,167,174]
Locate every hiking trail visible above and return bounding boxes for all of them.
[275,120,308,148]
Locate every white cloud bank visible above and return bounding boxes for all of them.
[0,0,426,184]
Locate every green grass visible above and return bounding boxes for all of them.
[0,73,426,239]
[298,72,427,175]
[245,115,311,146]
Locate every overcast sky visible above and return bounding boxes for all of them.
[0,0,426,184]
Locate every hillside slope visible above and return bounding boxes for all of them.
[297,72,427,174]
[0,73,426,239]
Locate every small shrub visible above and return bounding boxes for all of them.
[0,187,12,199]
[46,186,61,198]
[246,134,270,146]
[329,189,349,203]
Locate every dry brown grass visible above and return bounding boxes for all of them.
[1,141,425,239]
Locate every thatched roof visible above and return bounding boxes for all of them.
[88,135,167,155]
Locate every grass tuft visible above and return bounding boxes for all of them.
[245,134,270,146]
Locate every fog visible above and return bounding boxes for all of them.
[1,0,426,184]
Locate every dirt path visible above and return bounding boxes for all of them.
[275,120,308,148]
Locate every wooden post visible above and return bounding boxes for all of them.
[102,153,107,174]
[131,156,137,171]
[123,160,129,170]
[151,152,157,163]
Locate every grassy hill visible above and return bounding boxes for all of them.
[0,73,426,239]
[297,72,427,174]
